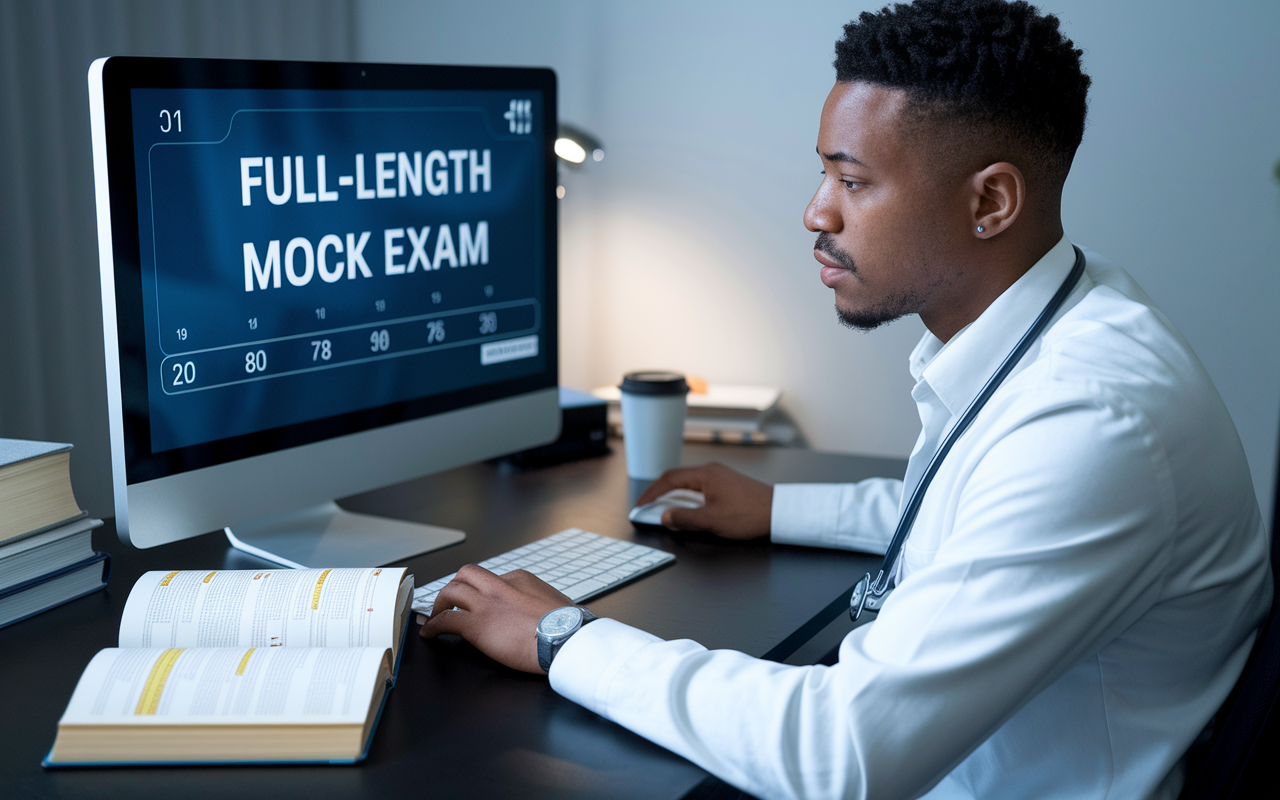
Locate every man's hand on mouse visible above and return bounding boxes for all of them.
[419,564,574,674]
[636,462,773,539]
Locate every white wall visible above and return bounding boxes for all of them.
[356,0,1280,517]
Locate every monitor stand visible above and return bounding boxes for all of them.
[224,501,464,569]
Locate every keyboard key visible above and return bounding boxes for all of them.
[562,577,608,598]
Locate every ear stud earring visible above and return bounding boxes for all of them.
[976,226,985,233]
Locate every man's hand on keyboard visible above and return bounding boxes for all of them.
[418,564,574,674]
[635,462,773,540]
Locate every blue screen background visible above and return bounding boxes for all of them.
[129,87,547,453]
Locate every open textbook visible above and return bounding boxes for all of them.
[45,567,413,766]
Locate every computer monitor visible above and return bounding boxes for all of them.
[88,57,560,568]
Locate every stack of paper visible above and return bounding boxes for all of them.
[592,383,796,445]
[0,440,109,630]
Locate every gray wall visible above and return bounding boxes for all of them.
[355,0,1280,519]
[1056,0,1280,520]
[2,1,1277,522]
[0,0,353,516]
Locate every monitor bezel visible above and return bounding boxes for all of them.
[95,56,559,487]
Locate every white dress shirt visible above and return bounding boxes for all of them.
[550,237,1272,800]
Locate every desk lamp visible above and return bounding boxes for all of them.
[555,124,604,198]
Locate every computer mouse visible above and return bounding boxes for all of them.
[628,489,706,527]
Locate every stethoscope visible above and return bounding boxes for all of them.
[850,245,1087,621]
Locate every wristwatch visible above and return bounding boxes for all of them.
[536,605,598,672]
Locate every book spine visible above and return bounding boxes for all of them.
[682,429,774,445]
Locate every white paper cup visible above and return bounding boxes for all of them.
[619,371,689,480]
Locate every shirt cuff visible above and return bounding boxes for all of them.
[770,481,898,554]
[771,483,847,548]
[549,618,662,716]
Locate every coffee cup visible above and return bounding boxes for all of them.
[619,371,689,480]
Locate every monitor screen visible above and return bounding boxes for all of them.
[90,59,560,552]
[96,60,557,485]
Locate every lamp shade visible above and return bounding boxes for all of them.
[556,123,603,165]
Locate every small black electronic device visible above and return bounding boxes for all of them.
[504,387,609,468]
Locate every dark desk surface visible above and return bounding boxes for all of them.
[1,443,903,799]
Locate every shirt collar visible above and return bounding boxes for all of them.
[911,235,1077,417]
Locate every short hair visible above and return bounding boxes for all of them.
[834,0,1090,188]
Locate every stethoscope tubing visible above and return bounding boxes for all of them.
[850,245,1088,620]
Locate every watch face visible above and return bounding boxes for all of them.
[539,606,581,637]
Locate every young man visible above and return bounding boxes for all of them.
[420,1,1272,797]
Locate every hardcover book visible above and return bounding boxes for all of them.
[0,439,86,544]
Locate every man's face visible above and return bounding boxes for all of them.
[805,82,967,331]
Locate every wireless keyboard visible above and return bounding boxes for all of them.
[412,528,675,619]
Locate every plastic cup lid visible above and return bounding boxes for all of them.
[620,371,689,396]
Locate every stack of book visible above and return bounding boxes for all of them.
[0,439,109,630]
[593,382,797,445]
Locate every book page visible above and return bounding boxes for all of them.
[118,568,405,651]
[58,646,387,725]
